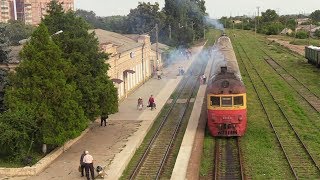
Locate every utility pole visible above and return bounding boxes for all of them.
[242,16,244,30]
[169,25,172,40]
[191,22,195,42]
[257,6,260,26]
[203,28,206,39]
[308,23,311,45]
[155,23,159,69]
[254,13,257,38]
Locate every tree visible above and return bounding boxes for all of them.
[42,1,118,121]
[314,29,320,38]
[4,23,87,153]
[0,104,38,161]
[261,9,279,23]
[4,20,34,46]
[310,10,320,23]
[127,2,165,35]
[0,69,8,112]
[296,30,308,39]
[0,25,10,64]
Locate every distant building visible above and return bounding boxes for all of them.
[280,28,293,35]
[0,0,74,25]
[296,18,309,25]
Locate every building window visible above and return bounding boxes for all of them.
[130,52,134,58]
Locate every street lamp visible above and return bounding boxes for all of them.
[52,30,63,36]
[19,30,63,45]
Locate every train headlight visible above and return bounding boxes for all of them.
[212,116,216,122]
[238,115,243,121]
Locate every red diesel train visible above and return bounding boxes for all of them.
[207,34,247,137]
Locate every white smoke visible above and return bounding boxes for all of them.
[204,16,224,31]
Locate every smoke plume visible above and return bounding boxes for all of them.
[204,16,224,31]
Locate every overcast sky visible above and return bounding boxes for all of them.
[75,0,320,18]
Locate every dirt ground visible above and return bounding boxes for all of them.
[267,38,305,56]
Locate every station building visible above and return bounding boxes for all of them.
[93,29,169,100]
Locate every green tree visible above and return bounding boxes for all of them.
[314,29,320,38]
[4,23,87,148]
[127,2,165,35]
[261,9,279,23]
[0,25,10,64]
[42,1,118,120]
[0,69,8,112]
[296,30,308,39]
[0,104,38,161]
[310,10,320,23]
[4,20,34,46]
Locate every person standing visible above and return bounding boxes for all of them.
[137,97,143,110]
[79,151,86,177]
[100,114,108,127]
[148,95,155,110]
[202,74,207,84]
[83,151,94,180]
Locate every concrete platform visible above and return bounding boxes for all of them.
[170,57,213,180]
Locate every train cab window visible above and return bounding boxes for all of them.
[211,96,220,106]
[234,96,244,106]
[221,97,232,107]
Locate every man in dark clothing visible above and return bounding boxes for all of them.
[100,114,108,127]
[148,95,155,110]
[80,151,86,177]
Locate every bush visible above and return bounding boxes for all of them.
[296,31,308,39]
[314,29,320,38]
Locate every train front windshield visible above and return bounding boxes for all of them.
[209,94,246,109]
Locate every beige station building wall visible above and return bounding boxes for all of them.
[95,29,164,100]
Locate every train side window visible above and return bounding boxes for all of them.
[234,96,243,106]
[211,96,220,106]
[221,97,232,107]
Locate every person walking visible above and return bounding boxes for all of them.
[202,74,207,84]
[157,69,162,79]
[100,114,108,127]
[79,151,86,177]
[148,95,155,110]
[83,150,94,180]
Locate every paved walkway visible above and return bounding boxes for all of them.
[0,46,204,180]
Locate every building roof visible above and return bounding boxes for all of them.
[151,43,170,53]
[280,28,293,34]
[90,29,143,53]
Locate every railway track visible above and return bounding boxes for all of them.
[255,39,320,114]
[213,137,244,180]
[128,55,207,179]
[234,39,320,179]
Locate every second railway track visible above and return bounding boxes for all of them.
[128,52,208,179]
[234,37,320,179]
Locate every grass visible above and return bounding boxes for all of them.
[233,29,320,178]
[199,128,214,177]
